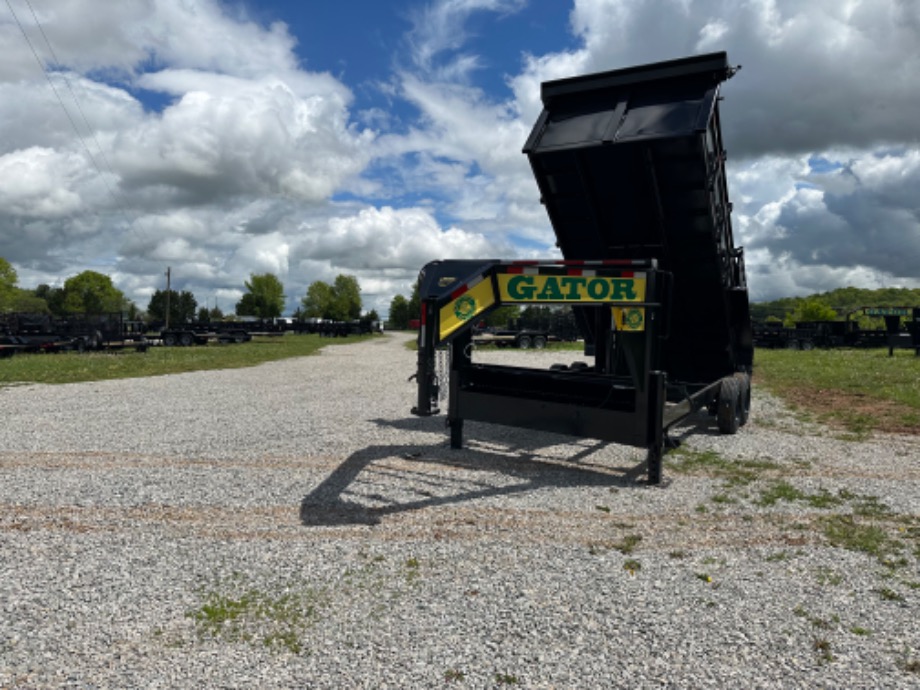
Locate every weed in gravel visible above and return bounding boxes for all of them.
[845,492,891,517]
[187,580,328,654]
[696,572,712,584]
[405,557,421,581]
[756,482,847,509]
[444,668,466,681]
[900,658,920,674]
[765,550,791,562]
[669,448,780,487]
[495,672,519,685]
[614,534,642,555]
[849,626,871,636]
[874,587,905,603]
[821,515,902,564]
[813,638,834,663]
[623,559,642,575]
[814,566,843,586]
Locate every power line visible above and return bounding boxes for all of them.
[23,0,119,184]
[5,0,119,203]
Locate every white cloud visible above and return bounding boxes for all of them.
[2,0,919,316]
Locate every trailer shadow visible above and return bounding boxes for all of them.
[299,419,651,527]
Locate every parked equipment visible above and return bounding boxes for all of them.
[411,52,753,485]
[0,312,148,354]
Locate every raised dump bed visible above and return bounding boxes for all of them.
[412,53,752,484]
[523,51,752,385]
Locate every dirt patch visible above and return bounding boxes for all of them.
[764,383,920,435]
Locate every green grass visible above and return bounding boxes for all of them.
[187,577,329,654]
[754,348,920,433]
[669,448,781,487]
[0,333,376,386]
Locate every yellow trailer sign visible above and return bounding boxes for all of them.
[439,277,496,340]
[497,273,645,303]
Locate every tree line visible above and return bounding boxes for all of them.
[751,286,920,327]
[0,257,374,325]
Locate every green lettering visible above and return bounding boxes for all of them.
[586,279,609,300]
[610,279,637,300]
[537,277,564,300]
[507,275,536,300]
[563,277,587,300]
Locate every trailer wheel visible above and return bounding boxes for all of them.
[717,377,741,435]
[733,372,751,426]
[517,335,532,349]
[162,333,177,347]
[532,335,546,349]
[179,332,194,347]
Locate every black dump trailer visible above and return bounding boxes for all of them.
[412,52,753,484]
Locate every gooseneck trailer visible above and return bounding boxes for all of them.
[411,52,753,484]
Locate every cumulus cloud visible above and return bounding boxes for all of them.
[2,0,919,316]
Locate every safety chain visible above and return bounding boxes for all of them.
[434,347,451,401]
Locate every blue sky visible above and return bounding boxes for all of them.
[1,0,919,317]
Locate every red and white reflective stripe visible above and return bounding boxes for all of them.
[505,265,539,275]
[508,259,645,267]
[450,273,486,300]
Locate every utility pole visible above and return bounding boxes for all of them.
[165,267,171,329]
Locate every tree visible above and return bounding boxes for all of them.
[11,290,49,313]
[408,281,420,321]
[35,284,66,316]
[236,273,285,318]
[0,257,17,312]
[301,274,362,321]
[147,289,198,324]
[61,271,125,314]
[785,298,838,326]
[388,294,410,329]
[301,281,335,319]
[482,305,521,328]
[333,274,361,321]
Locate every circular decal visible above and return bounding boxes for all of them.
[454,295,477,321]
[624,308,644,329]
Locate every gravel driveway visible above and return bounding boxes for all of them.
[1,332,918,688]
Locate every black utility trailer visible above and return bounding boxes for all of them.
[412,52,753,484]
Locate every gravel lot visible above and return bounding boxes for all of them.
[1,332,919,688]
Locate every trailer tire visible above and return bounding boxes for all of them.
[717,377,741,435]
[162,333,177,347]
[532,335,546,349]
[733,372,751,426]
[517,335,532,349]
[179,332,194,347]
